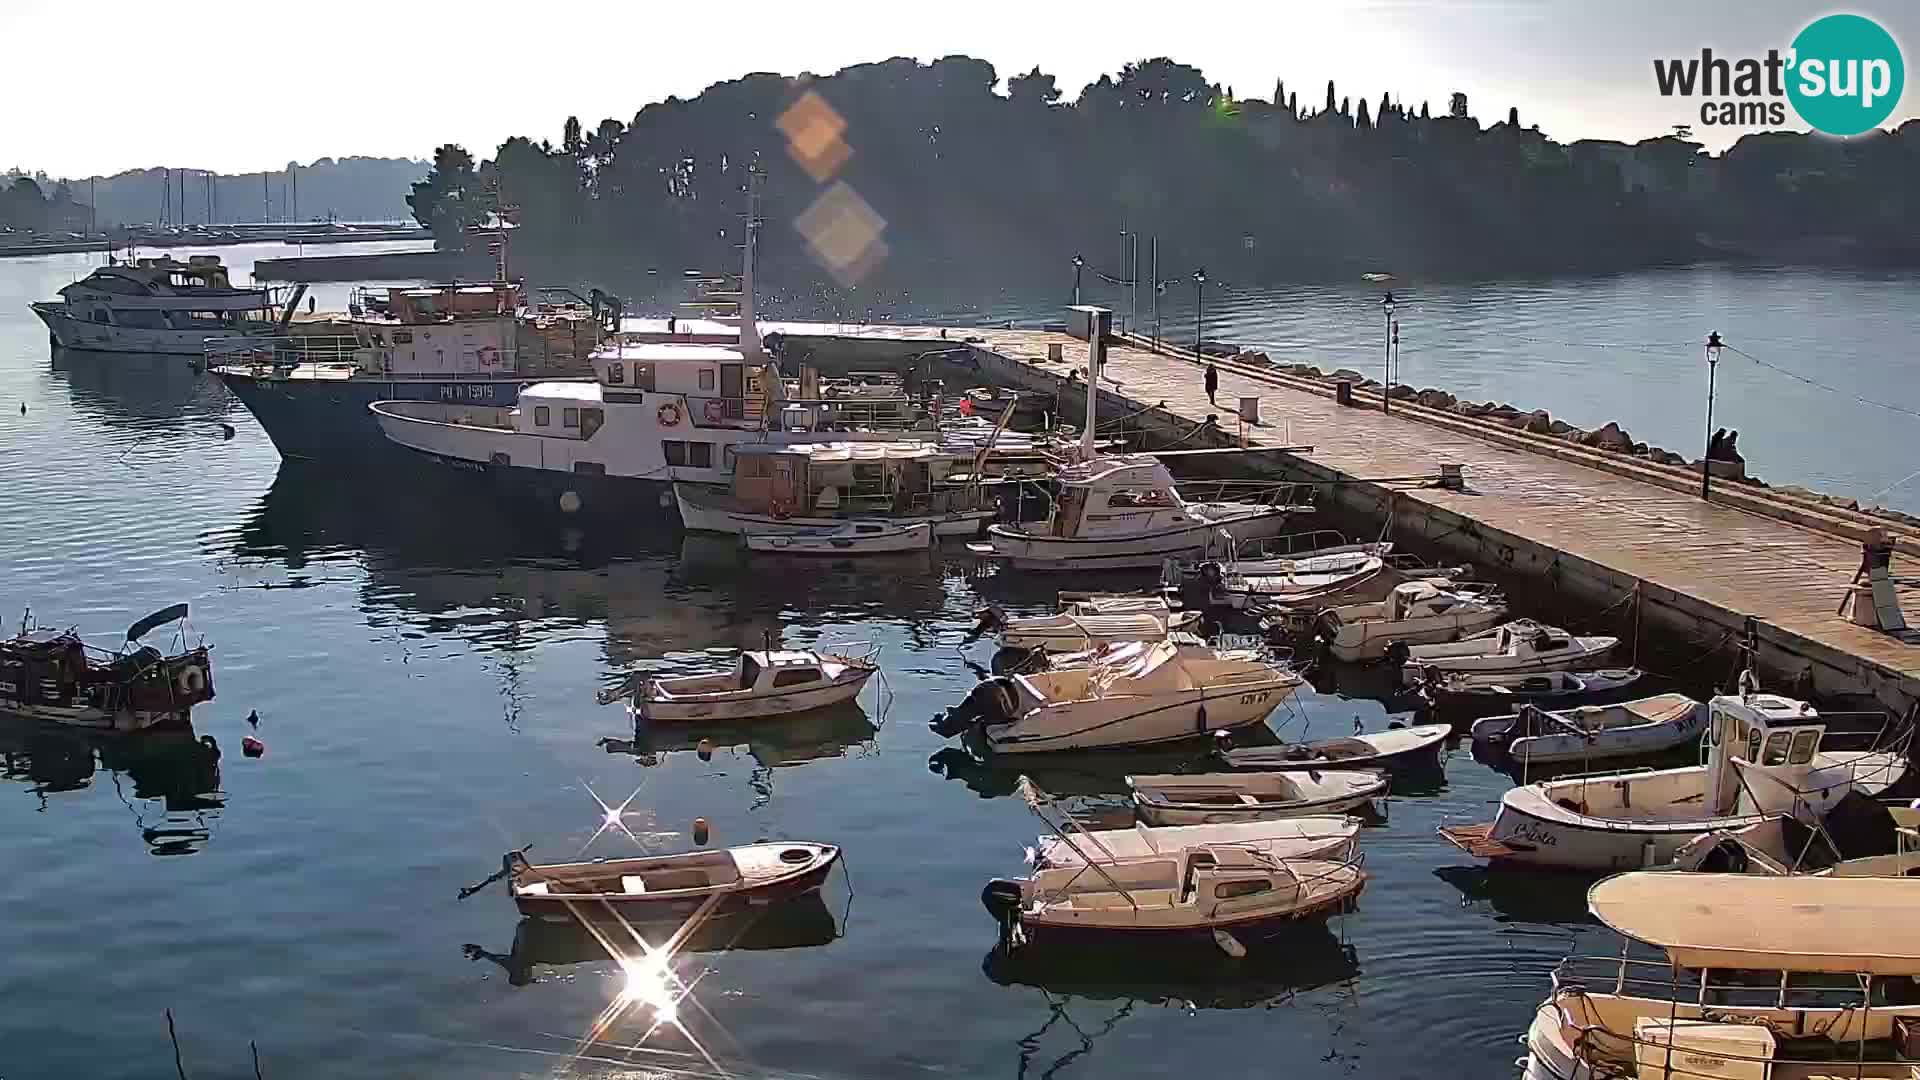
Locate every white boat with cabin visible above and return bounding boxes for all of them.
[1439,688,1908,871]
[32,256,296,355]
[931,637,1299,753]
[1317,580,1508,663]
[1129,770,1389,825]
[1399,619,1617,687]
[1521,872,1920,1080]
[1470,693,1707,765]
[607,644,881,723]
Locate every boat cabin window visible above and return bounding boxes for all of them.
[687,441,712,468]
[738,654,763,689]
[581,408,603,438]
[1788,728,1820,764]
[606,362,624,385]
[573,461,606,475]
[663,441,687,466]
[771,667,820,688]
[1746,728,1763,762]
[534,406,550,427]
[699,369,716,391]
[563,408,580,429]
[1215,879,1271,900]
[631,363,655,392]
[1107,490,1171,509]
[1762,731,1792,766]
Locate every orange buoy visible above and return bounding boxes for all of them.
[692,817,711,846]
[241,735,265,758]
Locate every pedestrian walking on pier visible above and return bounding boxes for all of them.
[1204,361,1219,406]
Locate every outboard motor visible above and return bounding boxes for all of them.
[981,878,1026,944]
[931,676,1019,738]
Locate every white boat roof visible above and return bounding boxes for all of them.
[523,382,601,402]
[595,343,754,363]
[746,650,823,667]
[1590,873,1920,975]
[734,441,949,461]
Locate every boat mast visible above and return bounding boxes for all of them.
[738,165,763,362]
[1080,308,1109,459]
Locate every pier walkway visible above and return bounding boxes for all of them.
[804,322,1920,712]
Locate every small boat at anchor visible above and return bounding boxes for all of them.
[1031,815,1361,868]
[1416,667,1646,713]
[0,604,213,732]
[462,842,841,924]
[983,779,1367,953]
[1470,693,1707,765]
[1188,542,1392,612]
[972,594,1201,653]
[1316,580,1507,663]
[743,521,933,555]
[603,644,880,722]
[1219,722,1452,772]
[1128,770,1389,825]
[1398,619,1617,688]
[932,638,1299,753]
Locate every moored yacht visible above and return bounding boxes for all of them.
[32,256,295,355]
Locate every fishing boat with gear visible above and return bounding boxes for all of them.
[1439,679,1910,871]
[1519,871,1920,1080]
[981,779,1368,956]
[601,642,881,723]
[932,637,1300,753]
[1470,693,1708,766]
[1316,579,1508,663]
[1398,618,1618,687]
[0,604,213,732]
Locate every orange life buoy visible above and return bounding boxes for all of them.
[657,401,683,427]
[770,499,791,520]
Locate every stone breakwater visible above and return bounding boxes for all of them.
[1217,348,1920,534]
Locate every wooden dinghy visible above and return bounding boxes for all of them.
[743,521,933,555]
[464,842,842,924]
[1128,770,1388,825]
[1220,723,1451,772]
[1032,815,1360,868]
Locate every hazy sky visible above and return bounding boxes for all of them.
[6,0,1916,177]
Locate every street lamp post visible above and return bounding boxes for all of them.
[1072,254,1084,306]
[1701,331,1724,500]
[1381,292,1397,414]
[1193,268,1207,361]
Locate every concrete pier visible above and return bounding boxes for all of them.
[787,322,1920,716]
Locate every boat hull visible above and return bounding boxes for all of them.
[1007,868,1366,946]
[216,367,540,460]
[632,671,873,723]
[0,702,189,733]
[513,847,839,924]
[1324,608,1508,663]
[984,509,1296,571]
[32,304,263,356]
[1222,723,1451,772]
[676,483,992,538]
[744,524,933,555]
[984,682,1291,754]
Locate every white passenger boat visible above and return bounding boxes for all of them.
[972,454,1300,571]
[743,520,933,555]
[1521,873,1920,1080]
[1129,770,1389,825]
[984,780,1367,951]
[932,638,1299,753]
[1439,688,1908,871]
[608,644,880,722]
[976,594,1201,653]
[1031,816,1361,868]
[1470,693,1707,765]
[1399,619,1617,687]
[31,256,295,355]
[1317,580,1508,663]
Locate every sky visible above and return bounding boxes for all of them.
[6,0,1917,177]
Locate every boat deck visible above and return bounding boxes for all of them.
[1435,823,1517,859]
[794,323,1920,710]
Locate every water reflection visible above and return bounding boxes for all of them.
[1430,865,1599,926]
[47,347,235,426]
[601,703,880,807]
[0,721,225,856]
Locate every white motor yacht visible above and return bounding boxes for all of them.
[32,256,293,355]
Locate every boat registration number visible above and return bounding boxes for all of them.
[1238,691,1273,705]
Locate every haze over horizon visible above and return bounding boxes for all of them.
[7,0,1917,177]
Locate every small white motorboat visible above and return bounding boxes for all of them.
[743,520,933,555]
[1128,770,1389,825]
[1470,693,1707,765]
[1439,687,1909,871]
[608,644,881,722]
[1220,723,1452,772]
[932,638,1299,753]
[1398,619,1617,687]
[1416,667,1646,712]
[975,595,1202,653]
[1038,632,1261,673]
[1201,544,1392,611]
[461,841,841,924]
[1317,580,1508,663]
[1032,815,1360,868]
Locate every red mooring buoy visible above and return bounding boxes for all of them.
[241,735,265,758]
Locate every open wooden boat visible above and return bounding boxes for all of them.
[498,842,840,923]
[610,644,880,723]
[1202,545,1391,611]
[1032,816,1361,868]
[743,520,933,555]
[1399,619,1617,687]
[1470,693,1707,765]
[973,595,1201,653]
[1129,769,1388,825]
[1219,723,1452,772]
[1317,581,1507,663]
[1416,667,1645,712]
[0,604,213,732]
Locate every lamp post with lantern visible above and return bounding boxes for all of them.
[1701,331,1724,500]
[1381,292,1397,414]
[1193,268,1207,361]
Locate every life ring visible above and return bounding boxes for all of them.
[703,398,728,423]
[769,499,791,520]
[177,664,208,695]
[657,401,684,427]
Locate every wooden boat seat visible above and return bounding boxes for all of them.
[1059,888,1176,911]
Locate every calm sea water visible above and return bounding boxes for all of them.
[0,247,1910,1078]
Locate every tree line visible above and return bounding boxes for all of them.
[404,56,1920,295]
